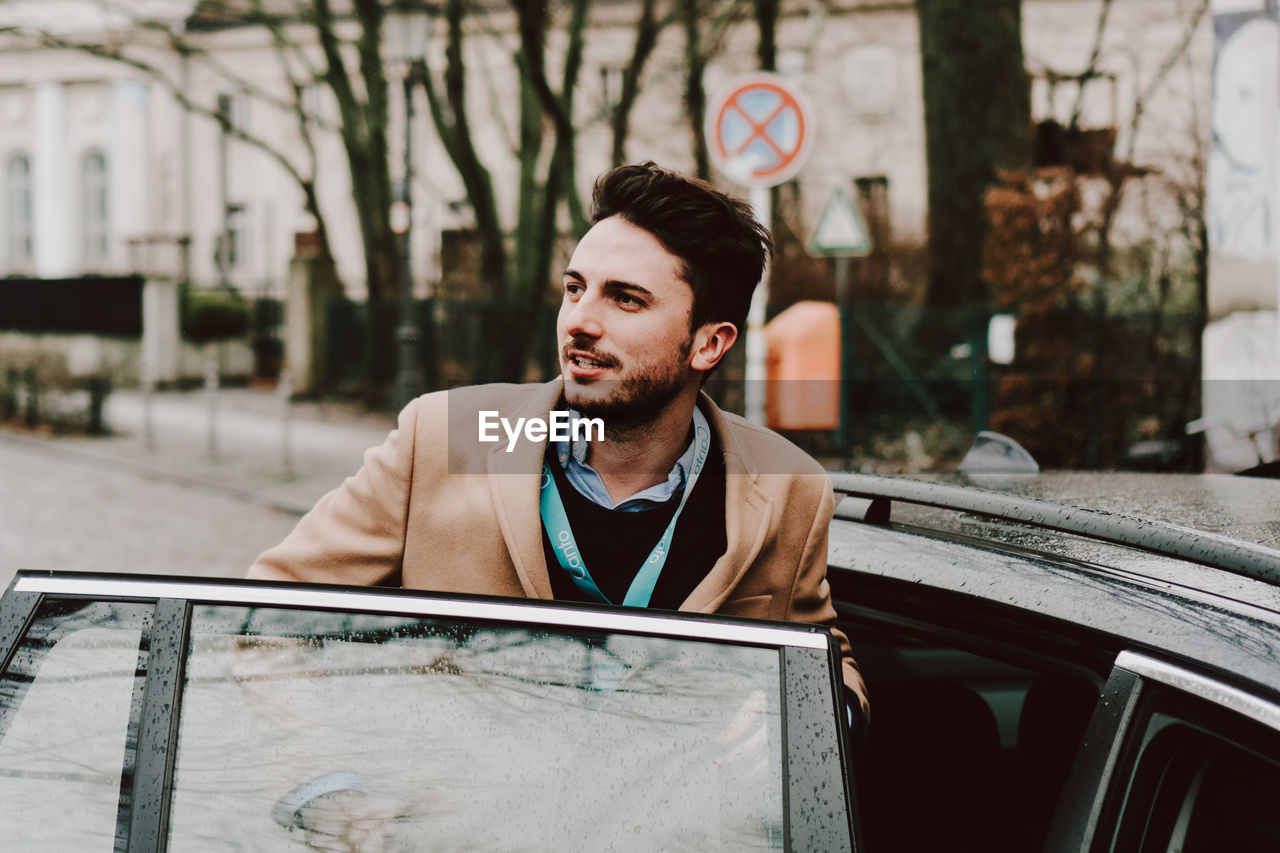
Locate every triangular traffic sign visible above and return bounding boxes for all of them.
[809,187,872,256]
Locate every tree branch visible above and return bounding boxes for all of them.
[1124,0,1209,163]
[313,0,367,146]
[611,0,670,166]
[1068,0,1113,130]
[251,0,332,257]
[7,28,316,199]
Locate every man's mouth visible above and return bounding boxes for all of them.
[564,348,616,373]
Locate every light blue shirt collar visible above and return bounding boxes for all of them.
[553,407,710,512]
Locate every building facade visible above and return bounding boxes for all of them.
[0,0,1212,296]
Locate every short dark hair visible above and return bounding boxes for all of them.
[589,161,773,335]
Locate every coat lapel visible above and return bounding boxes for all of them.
[487,384,772,610]
[487,379,564,600]
[681,393,774,613]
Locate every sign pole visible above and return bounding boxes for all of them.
[834,255,851,449]
[808,184,875,450]
[746,186,771,426]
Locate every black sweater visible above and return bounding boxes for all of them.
[542,438,728,610]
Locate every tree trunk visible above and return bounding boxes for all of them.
[681,0,711,180]
[316,0,402,398]
[422,0,508,309]
[754,0,777,71]
[506,0,590,380]
[917,0,1030,326]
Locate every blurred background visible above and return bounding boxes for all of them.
[0,0,1277,579]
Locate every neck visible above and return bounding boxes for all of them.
[586,391,700,504]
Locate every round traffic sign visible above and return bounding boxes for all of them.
[705,73,814,187]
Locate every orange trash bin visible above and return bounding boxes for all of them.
[765,300,841,430]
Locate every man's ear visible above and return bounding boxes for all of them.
[690,321,738,373]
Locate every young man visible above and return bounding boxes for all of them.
[249,162,866,718]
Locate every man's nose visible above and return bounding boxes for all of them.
[562,291,604,339]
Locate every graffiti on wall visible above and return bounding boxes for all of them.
[1209,10,1279,261]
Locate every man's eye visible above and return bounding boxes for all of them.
[617,293,643,307]
[564,282,583,297]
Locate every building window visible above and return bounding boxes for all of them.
[226,203,249,271]
[599,66,624,113]
[6,153,33,270]
[301,84,321,121]
[217,92,248,134]
[81,149,109,268]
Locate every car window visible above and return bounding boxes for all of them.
[840,614,1103,852]
[1113,724,1280,853]
[0,600,152,852]
[166,605,787,852]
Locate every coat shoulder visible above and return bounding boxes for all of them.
[403,381,563,475]
[714,409,829,479]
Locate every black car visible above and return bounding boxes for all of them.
[828,471,1280,853]
[2,472,1280,851]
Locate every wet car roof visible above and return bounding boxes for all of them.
[826,471,1280,699]
[915,471,1280,551]
[828,471,1280,652]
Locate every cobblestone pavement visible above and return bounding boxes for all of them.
[0,388,398,589]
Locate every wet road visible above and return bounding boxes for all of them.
[0,437,303,589]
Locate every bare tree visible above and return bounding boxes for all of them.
[13,0,738,386]
[419,0,592,380]
[610,0,674,167]
[5,0,417,397]
[1087,0,1210,282]
[678,0,748,180]
[916,0,1031,324]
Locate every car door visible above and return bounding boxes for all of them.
[0,572,857,852]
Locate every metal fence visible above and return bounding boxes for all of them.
[303,299,1203,471]
[324,298,563,391]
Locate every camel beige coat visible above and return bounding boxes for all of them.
[249,380,867,713]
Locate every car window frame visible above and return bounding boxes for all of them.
[1046,651,1280,853]
[0,572,857,853]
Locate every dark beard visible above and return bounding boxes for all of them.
[562,334,694,434]
[567,374,688,436]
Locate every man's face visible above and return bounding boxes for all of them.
[557,215,699,425]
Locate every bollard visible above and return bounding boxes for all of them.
[0,368,15,420]
[205,358,219,461]
[86,374,110,435]
[141,361,157,451]
[23,366,38,428]
[279,369,295,478]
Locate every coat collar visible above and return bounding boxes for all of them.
[486,381,774,608]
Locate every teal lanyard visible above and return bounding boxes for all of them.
[540,421,712,607]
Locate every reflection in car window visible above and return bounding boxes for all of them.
[167,606,785,851]
[0,600,152,852]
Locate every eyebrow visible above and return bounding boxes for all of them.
[562,269,656,300]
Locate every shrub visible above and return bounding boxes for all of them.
[184,288,250,343]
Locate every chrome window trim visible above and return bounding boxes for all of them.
[1117,650,1280,734]
[14,576,829,650]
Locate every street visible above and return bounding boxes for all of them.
[0,388,396,589]
[0,438,301,588]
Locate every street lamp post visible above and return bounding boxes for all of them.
[386,2,431,412]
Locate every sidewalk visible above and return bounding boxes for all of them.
[4,387,398,517]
